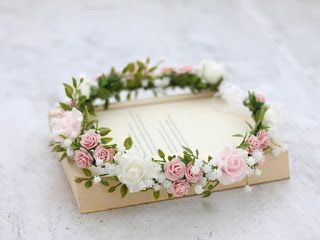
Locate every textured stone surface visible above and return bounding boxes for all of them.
[1,0,320,239]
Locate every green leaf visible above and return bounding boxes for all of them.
[153,191,160,199]
[101,137,113,144]
[85,180,92,188]
[120,184,128,198]
[182,146,193,155]
[108,186,116,192]
[82,169,92,177]
[167,193,173,198]
[232,134,243,138]
[99,127,111,136]
[158,149,165,159]
[100,178,110,186]
[202,190,212,198]
[75,178,82,183]
[63,83,74,99]
[72,77,77,88]
[59,153,67,161]
[59,102,71,111]
[124,136,133,150]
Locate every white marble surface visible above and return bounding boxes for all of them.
[1,0,320,239]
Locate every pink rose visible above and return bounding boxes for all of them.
[246,135,260,154]
[93,145,114,161]
[185,163,203,183]
[255,92,265,103]
[178,65,194,74]
[80,130,100,149]
[164,158,186,181]
[50,108,83,142]
[218,148,248,185]
[169,180,190,197]
[257,130,269,149]
[74,148,93,168]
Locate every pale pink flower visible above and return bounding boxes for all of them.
[255,92,265,103]
[80,130,101,149]
[169,179,190,197]
[93,145,114,161]
[218,148,248,185]
[178,65,194,74]
[164,158,186,181]
[246,135,260,154]
[160,67,174,75]
[74,148,93,168]
[257,130,269,149]
[185,163,203,183]
[51,108,83,142]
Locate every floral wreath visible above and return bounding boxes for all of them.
[49,59,287,199]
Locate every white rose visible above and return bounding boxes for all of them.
[263,105,282,129]
[195,60,226,84]
[117,152,160,192]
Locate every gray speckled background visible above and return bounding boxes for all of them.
[1,0,320,239]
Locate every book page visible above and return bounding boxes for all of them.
[97,95,251,158]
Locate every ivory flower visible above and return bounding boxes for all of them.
[195,60,226,84]
[116,152,160,192]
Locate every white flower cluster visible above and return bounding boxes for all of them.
[195,60,226,84]
[77,73,98,98]
[262,105,288,156]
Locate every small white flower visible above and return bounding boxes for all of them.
[62,138,72,148]
[162,180,172,190]
[95,158,104,167]
[244,185,253,193]
[195,184,204,194]
[200,177,207,187]
[246,167,254,176]
[157,173,166,184]
[255,169,262,176]
[191,166,201,174]
[208,158,218,167]
[207,168,222,181]
[141,79,149,87]
[153,77,170,88]
[252,150,264,162]
[218,83,247,111]
[195,60,226,84]
[153,183,161,191]
[203,164,212,174]
[66,147,74,157]
[93,176,101,184]
[246,156,256,167]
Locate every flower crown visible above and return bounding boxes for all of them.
[49,59,287,199]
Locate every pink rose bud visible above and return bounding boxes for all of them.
[185,163,203,183]
[80,130,100,149]
[74,148,93,168]
[169,179,190,197]
[218,148,248,185]
[164,158,186,181]
[255,92,265,103]
[257,130,269,149]
[246,135,261,154]
[178,65,194,74]
[93,145,114,162]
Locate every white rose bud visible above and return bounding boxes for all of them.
[194,184,204,194]
[195,60,226,84]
